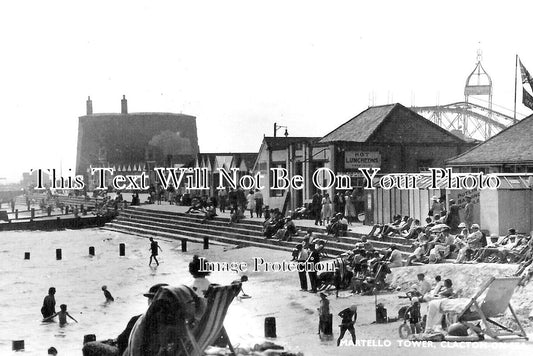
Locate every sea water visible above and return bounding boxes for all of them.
[0,229,254,355]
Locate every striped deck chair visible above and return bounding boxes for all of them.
[184,282,242,356]
[457,276,528,341]
[335,257,349,288]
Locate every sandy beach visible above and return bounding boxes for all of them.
[1,228,532,355]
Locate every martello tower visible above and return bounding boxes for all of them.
[75,96,199,185]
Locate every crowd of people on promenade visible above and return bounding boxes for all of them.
[359,195,533,270]
[289,230,405,295]
[402,218,533,268]
[309,190,362,226]
[178,188,533,274]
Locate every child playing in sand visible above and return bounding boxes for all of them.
[403,297,422,334]
[43,304,78,325]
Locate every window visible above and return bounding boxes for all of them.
[471,167,487,174]
[269,163,287,198]
[257,162,267,171]
[502,165,513,173]
[417,159,433,172]
[350,176,367,188]
[98,147,107,161]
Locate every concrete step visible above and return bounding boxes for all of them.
[114,207,414,254]
[127,206,413,247]
[127,207,264,231]
[107,207,416,259]
[112,218,357,255]
[116,216,262,239]
[115,214,414,254]
[117,211,265,235]
[104,222,300,255]
[125,207,412,246]
[101,225,228,247]
[118,209,264,234]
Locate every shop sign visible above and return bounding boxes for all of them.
[344,151,381,169]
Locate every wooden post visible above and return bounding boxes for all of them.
[12,340,24,351]
[83,334,96,344]
[203,236,209,249]
[24,252,30,260]
[89,246,95,256]
[264,317,277,338]
[181,239,187,252]
[119,243,125,256]
[56,249,62,260]
[319,314,333,336]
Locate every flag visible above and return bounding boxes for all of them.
[519,59,533,110]
[520,60,533,88]
[523,88,533,111]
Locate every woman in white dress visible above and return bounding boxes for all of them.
[321,193,332,225]
[246,190,256,218]
[344,192,356,225]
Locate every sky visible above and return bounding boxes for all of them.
[1,0,533,182]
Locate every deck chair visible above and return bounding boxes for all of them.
[457,276,528,341]
[184,282,242,356]
[123,283,241,356]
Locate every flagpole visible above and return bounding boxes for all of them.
[514,54,518,124]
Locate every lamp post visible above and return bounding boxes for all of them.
[273,123,289,137]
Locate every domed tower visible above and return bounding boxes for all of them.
[464,48,493,139]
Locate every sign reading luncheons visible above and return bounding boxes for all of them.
[344,151,381,169]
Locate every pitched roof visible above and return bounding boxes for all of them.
[263,136,321,150]
[447,114,533,165]
[320,104,397,143]
[194,152,258,171]
[319,103,464,144]
[234,153,258,171]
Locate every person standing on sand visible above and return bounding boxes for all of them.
[307,244,320,293]
[101,285,114,302]
[318,292,330,333]
[337,305,357,346]
[149,237,162,266]
[41,287,56,319]
[464,195,474,231]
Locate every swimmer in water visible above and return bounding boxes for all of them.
[43,304,78,325]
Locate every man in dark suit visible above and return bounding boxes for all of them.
[307,244,320,293]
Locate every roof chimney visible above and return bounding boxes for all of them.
[86,96,93,115]
[121,95,128,114]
